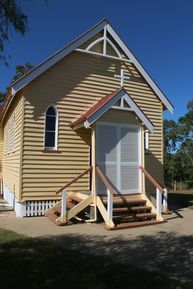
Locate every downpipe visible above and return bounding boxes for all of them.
[85,203,97,223]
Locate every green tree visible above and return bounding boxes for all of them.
[0,0,27,64]
[178,100,193,166]
[0,62,33,103]
[12,62,33,82]
[0,91,5,103]
[164,99,193,187]
[0,0,48,64]
[164,119,178,186]
[164,119,178,153]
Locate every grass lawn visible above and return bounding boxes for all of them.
[0,228,192,289]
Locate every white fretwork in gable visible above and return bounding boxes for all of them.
[84,26,123,59]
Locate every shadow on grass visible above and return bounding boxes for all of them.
[169,192,193,209]
[0,228,193,289]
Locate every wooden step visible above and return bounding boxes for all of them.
[53,200,76,215]
[107,220,164,230]
[113,205,152,213]
[53,204,61,215]
[70,194,83,203]
[102,198,146,206]
[66,201,75,210]
[113,212,157,223]
[45,211,66,226]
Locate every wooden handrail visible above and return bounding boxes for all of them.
[96,165,115,196]
[56,166,93,195]
[140,166,164,193]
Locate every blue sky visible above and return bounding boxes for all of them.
[1,0,193,121]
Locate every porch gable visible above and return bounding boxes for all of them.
[71,87,154,133]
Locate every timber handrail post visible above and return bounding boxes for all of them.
[140,165,167,219]
[96,165,115,227]
[156,188,162,219]
[163,188,168,213]
[61,189,67,222]
[107,188,113,223]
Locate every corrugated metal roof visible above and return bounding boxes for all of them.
[71,87,123,127]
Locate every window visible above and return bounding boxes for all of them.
[44,105,58,149]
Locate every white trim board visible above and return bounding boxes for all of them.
[10,19,173,113]
[106,24,174,113]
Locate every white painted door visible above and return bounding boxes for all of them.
[97,122,141,194]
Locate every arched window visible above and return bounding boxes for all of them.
[44,105,58,149]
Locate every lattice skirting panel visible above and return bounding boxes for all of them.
[25,200,58,217]
[3,185,59,217]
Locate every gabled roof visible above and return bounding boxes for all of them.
[11,19,108,93]
[4,18,173,122]
[71,87,154,133]
[1,19,173,121]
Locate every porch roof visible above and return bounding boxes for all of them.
[70,87,154,132]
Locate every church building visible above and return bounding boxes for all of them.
[0,19,173,230]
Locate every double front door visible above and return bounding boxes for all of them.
[96,122,141,195]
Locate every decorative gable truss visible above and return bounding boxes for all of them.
[112,96,132,111]
[76,26,131,63]
[8,18,173,121]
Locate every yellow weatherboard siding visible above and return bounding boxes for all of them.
[20,51,163,200]
[0,126,3,179]
[2,47,164,201]
[2,93,24,201]
[99,110,142,126]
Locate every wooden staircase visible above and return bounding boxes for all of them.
[100,194,163,230]
[45,193,91,226]
[44,165,167,230]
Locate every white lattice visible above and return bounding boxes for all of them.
[25,200,58,217]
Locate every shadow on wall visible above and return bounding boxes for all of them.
[145,151,164,194]
[25,53,144,121]
[0,228,193,289]
[25,54,122,121]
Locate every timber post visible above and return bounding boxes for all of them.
[91,125,97,220]
[61,189,67,222]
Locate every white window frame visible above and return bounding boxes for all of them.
[44,105,59,150]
